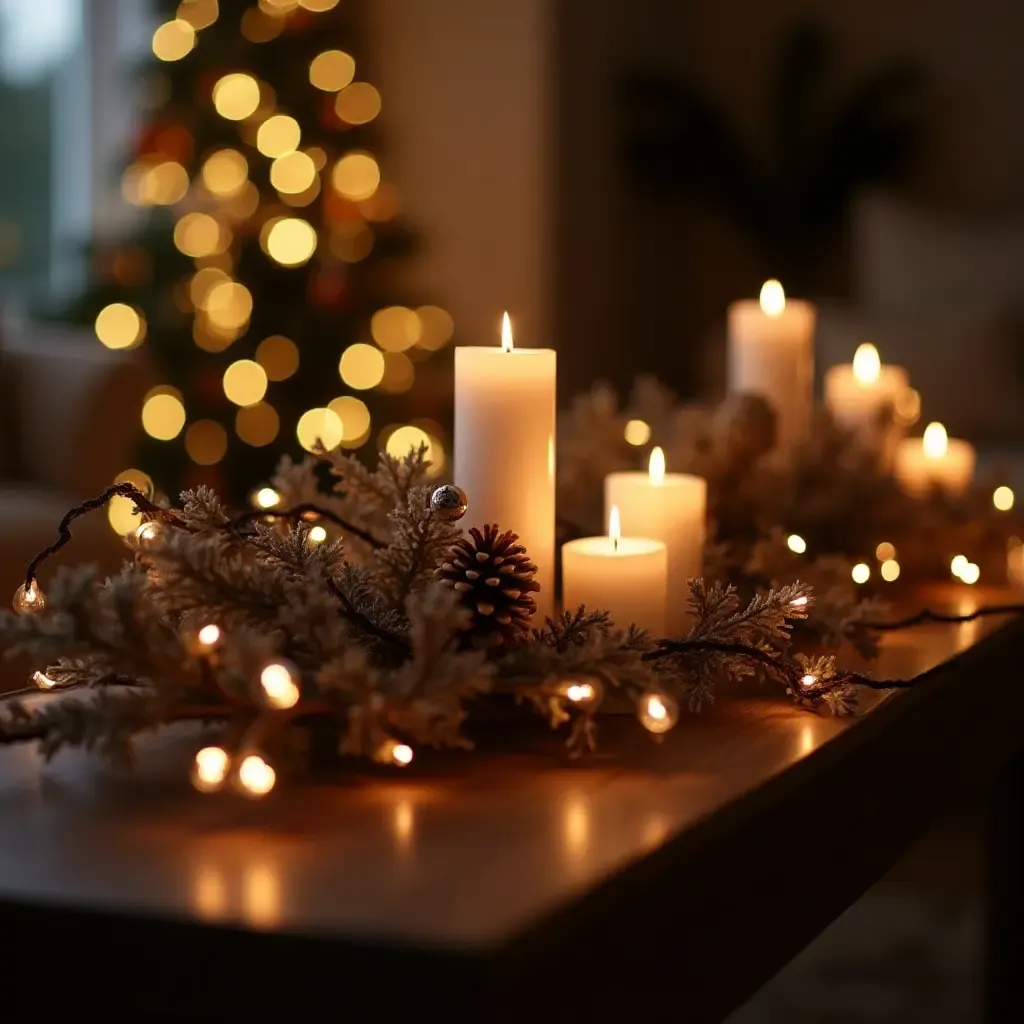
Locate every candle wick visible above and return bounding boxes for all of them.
[613,536,618,554]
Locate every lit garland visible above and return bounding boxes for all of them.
[1,447,1020,799]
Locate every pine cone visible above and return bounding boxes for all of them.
[436,524,540,650]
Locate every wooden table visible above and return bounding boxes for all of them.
[0,587,1022,1022]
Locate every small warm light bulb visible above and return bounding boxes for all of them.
[192,746,230,793]
[560,679,602,708]
[786,534,807,555]
[624,419,651,446]
[880,559,901,582]
[852,343,881,385]
[238,754,277,797]
[609,504,621,553]
[649,446,666,487]
[32,670,58,691]
[13,581,46,615]
[790,595,808,607]
[638,691,679,734]
[259,660,300,710]
[852,562,871,584]
[875,541,896,562]
[196,623,221,649]
[994,486,1015,512]
[800,673,817,689]
[307,525,328,545]
[922,422,948,460]
[500,311,513,352]
[253,486,280,510]
[759,279,786,317]
[135,521,162,547]
[376,738,414,766]
[961,562,981,585]
[951,554,969,579]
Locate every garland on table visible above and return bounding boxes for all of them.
[0,445,1019,799]
[559,377,1024,589]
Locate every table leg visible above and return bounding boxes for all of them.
[985,746,1024,1024]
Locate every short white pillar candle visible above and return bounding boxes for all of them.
[894,422,975,497]
[561,507,667,635]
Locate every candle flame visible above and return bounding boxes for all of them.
[852,343,881,385]
[501,311,513,352]
[759,279,786,317]
[922,421,948,460]
[609,504,621,552]
[649,446,666,486]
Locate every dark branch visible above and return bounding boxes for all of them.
[863,604,1024,632]
[229,503,386,551]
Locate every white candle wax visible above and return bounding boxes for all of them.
[894,422,975,497]
[727,280,816,454]
[824,343,910,433]
[561,507,667,635]
[605,447,705,636]
[455,314,556,617]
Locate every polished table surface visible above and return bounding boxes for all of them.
[0,585,1021,1020]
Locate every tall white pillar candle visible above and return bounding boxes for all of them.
[605,447,705,636]
[562,507,667,635]
[824,343,910,434]
[455,313,556,618]
[727,280,816,455]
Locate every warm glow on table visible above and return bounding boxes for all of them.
[727,280,816,455]
[894,421,975,497]
[561,505,667,635]
[605,447,706,635]
[824,343,910,435]
[454,313,556,617]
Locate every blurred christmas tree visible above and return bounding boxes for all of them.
[68,0,454,524]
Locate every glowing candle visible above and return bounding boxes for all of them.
[561,506,667,635]
[727,280,816,454]
[455,313,556,616]
[894,421,975,497]
[824,343,911,434]
[604,447,706,635]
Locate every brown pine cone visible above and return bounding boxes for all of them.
[436,524,541,650]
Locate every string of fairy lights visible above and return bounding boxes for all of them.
[93,0,454,536]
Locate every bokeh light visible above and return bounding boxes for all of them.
[875,541,896,562]
[185,420,228,465]
[270,151,317,194]
[851,562,871,584]
[222,359,268,406]
[256,114,301,157]
[624,419,651,446]
[385,424,433,462]
[241,7,284,41]
[256,335,300,380]
[201,149,248,198]
[880,559,901,582]
[334,82,381,125]
[309,50,355,91]
[331,153,380,201]
[235,402,280,446]
[415,305,454,350]
[142,388,186,440]
[296,407,344,452]
[339,343,385,389]
[189,266,230,308]
[152,19,196,62]
[299,0,340,9]
[177,0,219,30]
[205,281,253,331]
[328,395,371,446]
[122,160,190,206]
[212,73,261,120]
[371,306,421,351]
[786,534,807,555]
[107,468,154,535]
[265,217,317,266]
[994,486,1015,512]
[94,303,145,350]
[174,213,229,257]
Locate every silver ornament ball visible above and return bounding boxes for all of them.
[430,484,469,522]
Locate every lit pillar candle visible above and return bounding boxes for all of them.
[824,343,911,434]
[561,507,667,635]
[894,422,976,497]
[727,280,816,454]
[604,447,706,636]
[455,313,556,617]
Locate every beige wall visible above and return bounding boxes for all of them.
[368,0,554,352]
